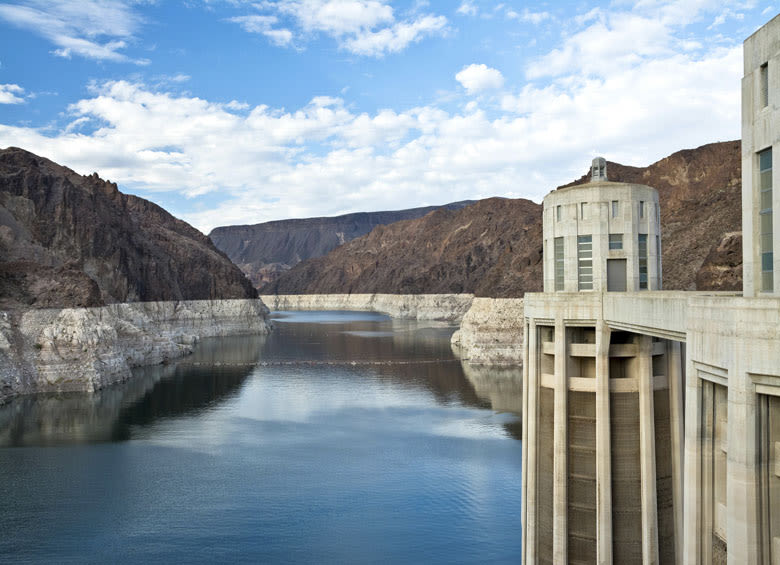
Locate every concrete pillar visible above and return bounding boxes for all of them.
[683,355,703,564]
[638,335,659,564]
[553,316,568,563]
[521,320,529,563]
[524,319,539,565]
[700,381,714,565]
[726,358,761,565]
[595,321,612,565]
[668,341,684,565]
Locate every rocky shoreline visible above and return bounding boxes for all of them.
[261,293,475,322]
[451,298,525,364]
[0,299,271,404]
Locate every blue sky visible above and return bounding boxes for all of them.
[0,1,775,233]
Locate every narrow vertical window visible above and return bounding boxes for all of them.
[577,235,593,290]
[638,234,648,289]
[556,205,561,222]
[581,202,586,219]
[554,237,564,291]
[759,148,773,292]
[656,235,662,289]
[609,233,623,250]
[760,62,769,108]
[639,201,645,218]
[611,200,618,218]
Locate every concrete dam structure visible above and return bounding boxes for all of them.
[521,14,780,564]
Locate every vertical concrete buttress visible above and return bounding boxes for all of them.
[521,320,529,563]
[595,321,613,564]
[553,317,568,562]
[524,319,539,565]
[668,341,685,564]
[639,335,660,564]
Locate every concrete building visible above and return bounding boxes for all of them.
[521,14,780,565]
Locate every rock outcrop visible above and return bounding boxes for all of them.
[451,298,525,364]
[261,293,474,322]
[0,299,271,404]
[0,147,257,309]
[261,197,544,297]
[265,141,742,296]
[209,202,474,288]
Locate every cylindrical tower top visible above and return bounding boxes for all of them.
[542,163,662,293]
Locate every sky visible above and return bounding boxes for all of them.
[0,1,775,233]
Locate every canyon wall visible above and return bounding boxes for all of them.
[261,293,474,322]
[210,201,475,288]
[451,298,525,364]
[0,299,271,404]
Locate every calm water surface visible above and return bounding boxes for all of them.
[0,311,523,564]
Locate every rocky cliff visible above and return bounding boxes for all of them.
[0,147,257,309]
[264,141,742,296]
[262,197,544,297]
[261,293,474,322]
[0,299,271,403]
[209,202,474,287]
[450,298,525,364]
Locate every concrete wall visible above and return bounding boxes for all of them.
[260,293,474,322]
[742,13,780,297]
[683,295,780,565]
[0,299,271,404]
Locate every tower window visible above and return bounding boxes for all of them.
[556,205,561,222]
[577,235,593,290]
[638,234,648,289]
[759,147,773,292]
[581,202,586,219]
[609,233,623,250]
[760,62,769,108]
[554,237,564,291]
[639,201,645,218]
[611,200,619,218]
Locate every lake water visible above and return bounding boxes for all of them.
[0,311,523,564]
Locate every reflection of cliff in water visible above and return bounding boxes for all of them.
[268,316,493,409]
[266,314,456,362]
[461,362,523,440]
[0,335,265,447]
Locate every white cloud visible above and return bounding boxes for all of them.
[506,7,551,24]
[342,14,447,56]
[228,0,448,56]
[275,0,394,35]
[0,0,147,63]
[455,64,505,94]
[0,0,148,64]
[0,84,25,104]
[227,14,294,46]
[456,1,477,17]
[0,29,742,234]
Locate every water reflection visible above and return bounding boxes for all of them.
[461,363,523,441]
[0,313,524,447]
[0,311,524,564]
[0,335,265,447]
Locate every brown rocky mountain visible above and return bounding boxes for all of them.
[263,140,742,297]
[262,197,544,297]
[0,147,256,309]
[209,201,475,287]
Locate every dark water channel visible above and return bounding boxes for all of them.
[0,311,523,564]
